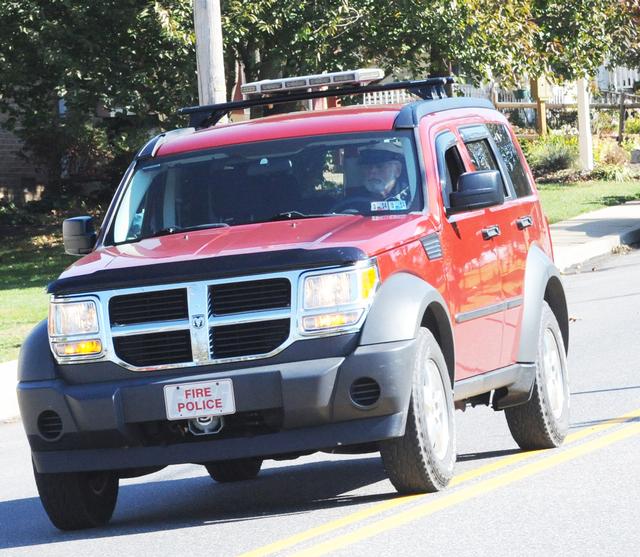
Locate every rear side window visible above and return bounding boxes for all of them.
[465,139,499,171]
[487,123,532,198]
[464,137,510,197]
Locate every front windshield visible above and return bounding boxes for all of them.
[108,131,422,245]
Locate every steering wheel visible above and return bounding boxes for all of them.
[330,196,372,214]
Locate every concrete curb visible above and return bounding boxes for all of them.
[552,227,640,272]
[550,201,640,273]
[0,360,19,422]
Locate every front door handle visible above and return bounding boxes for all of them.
[482,225,501,240]
[516,215,533,230]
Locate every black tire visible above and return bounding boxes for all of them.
[33,463,119,530]
[505,301,570,449]
[379,328,456,493]
[205,457,263,483]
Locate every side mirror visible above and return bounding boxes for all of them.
[62,216,96,256]
[448,170,504,214]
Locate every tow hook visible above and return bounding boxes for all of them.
[188,415,224,436]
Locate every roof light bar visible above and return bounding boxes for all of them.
[179,76,454,129]
[241,68,385,96]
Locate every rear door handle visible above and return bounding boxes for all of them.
[482,225,501,240]
[516,215,533,230]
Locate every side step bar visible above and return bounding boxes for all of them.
[454,363,536,410]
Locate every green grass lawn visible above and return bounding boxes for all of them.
[0,226,69,362]
[538,179,640,224]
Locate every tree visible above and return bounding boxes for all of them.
[0,1,197,199]
[1,0,639,203]
[222,1,640,87]
[607,1,640,74]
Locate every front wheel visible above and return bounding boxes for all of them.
[380,328,456,493]
[505,302,570,449]
[33,463,119,530]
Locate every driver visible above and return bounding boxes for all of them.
[331,142,412,213]
[358,143,406,201]
[356,142,410,203]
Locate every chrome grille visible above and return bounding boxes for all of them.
[109,289,188,325]
[113,330,192,367]
[210,319,291,359]
[208,279,290,315]
[102,274,295,371]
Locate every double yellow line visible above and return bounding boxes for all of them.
[240,408,640,557]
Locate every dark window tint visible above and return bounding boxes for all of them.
[487,123,532,197]
[435,132,466,209]
[445,147,465,193]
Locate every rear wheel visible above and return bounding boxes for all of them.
[505,302,569,449]
[205,457,263,483]
[33,463,119,530]
[380,328,456,493]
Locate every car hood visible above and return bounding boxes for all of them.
[59,214,430,280]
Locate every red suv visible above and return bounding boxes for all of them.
[18,71,569,530]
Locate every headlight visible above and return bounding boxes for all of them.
[48,300,103,359]
[49,301,99,336]
[300,264,379,334]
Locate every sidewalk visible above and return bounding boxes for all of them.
[550,200,640,272]
[0,359,19,422]
[3,200,640,422]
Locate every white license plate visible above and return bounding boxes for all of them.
[163,379,235,421]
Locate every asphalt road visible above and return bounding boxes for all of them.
[2,248,640,556]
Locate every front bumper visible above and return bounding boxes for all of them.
[19,339,416,473]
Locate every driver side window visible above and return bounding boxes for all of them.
[436,132,466,209]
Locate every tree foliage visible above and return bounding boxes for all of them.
[1,0,639,200]
[220,0,638,86]
[0,1,197,199]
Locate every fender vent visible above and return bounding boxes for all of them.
[350,377,381,408]
[420,233,443,260]
[37,410,63,440]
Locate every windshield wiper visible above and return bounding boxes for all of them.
[141,222,230,239]
[260,211,354,222]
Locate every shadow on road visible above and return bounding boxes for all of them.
[457,448,522,462]
[0,456,395,549]
[0,442,534,549]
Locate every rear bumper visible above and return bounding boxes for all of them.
[19,339,416,473]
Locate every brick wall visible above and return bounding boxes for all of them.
[0,115,46,202]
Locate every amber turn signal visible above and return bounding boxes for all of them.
[53,340,102,357]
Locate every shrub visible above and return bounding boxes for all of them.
[625,115,640,135]
[621,136,640,156]
[523,134,579,177]
[593,137,628,166]
[0,200,43,226]
[591,110,619,135]
[589,164,635,182]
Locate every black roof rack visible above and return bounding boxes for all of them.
[178,76,455,129]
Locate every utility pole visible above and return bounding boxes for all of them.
[193,0,226,109]
[576,77,594,171]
